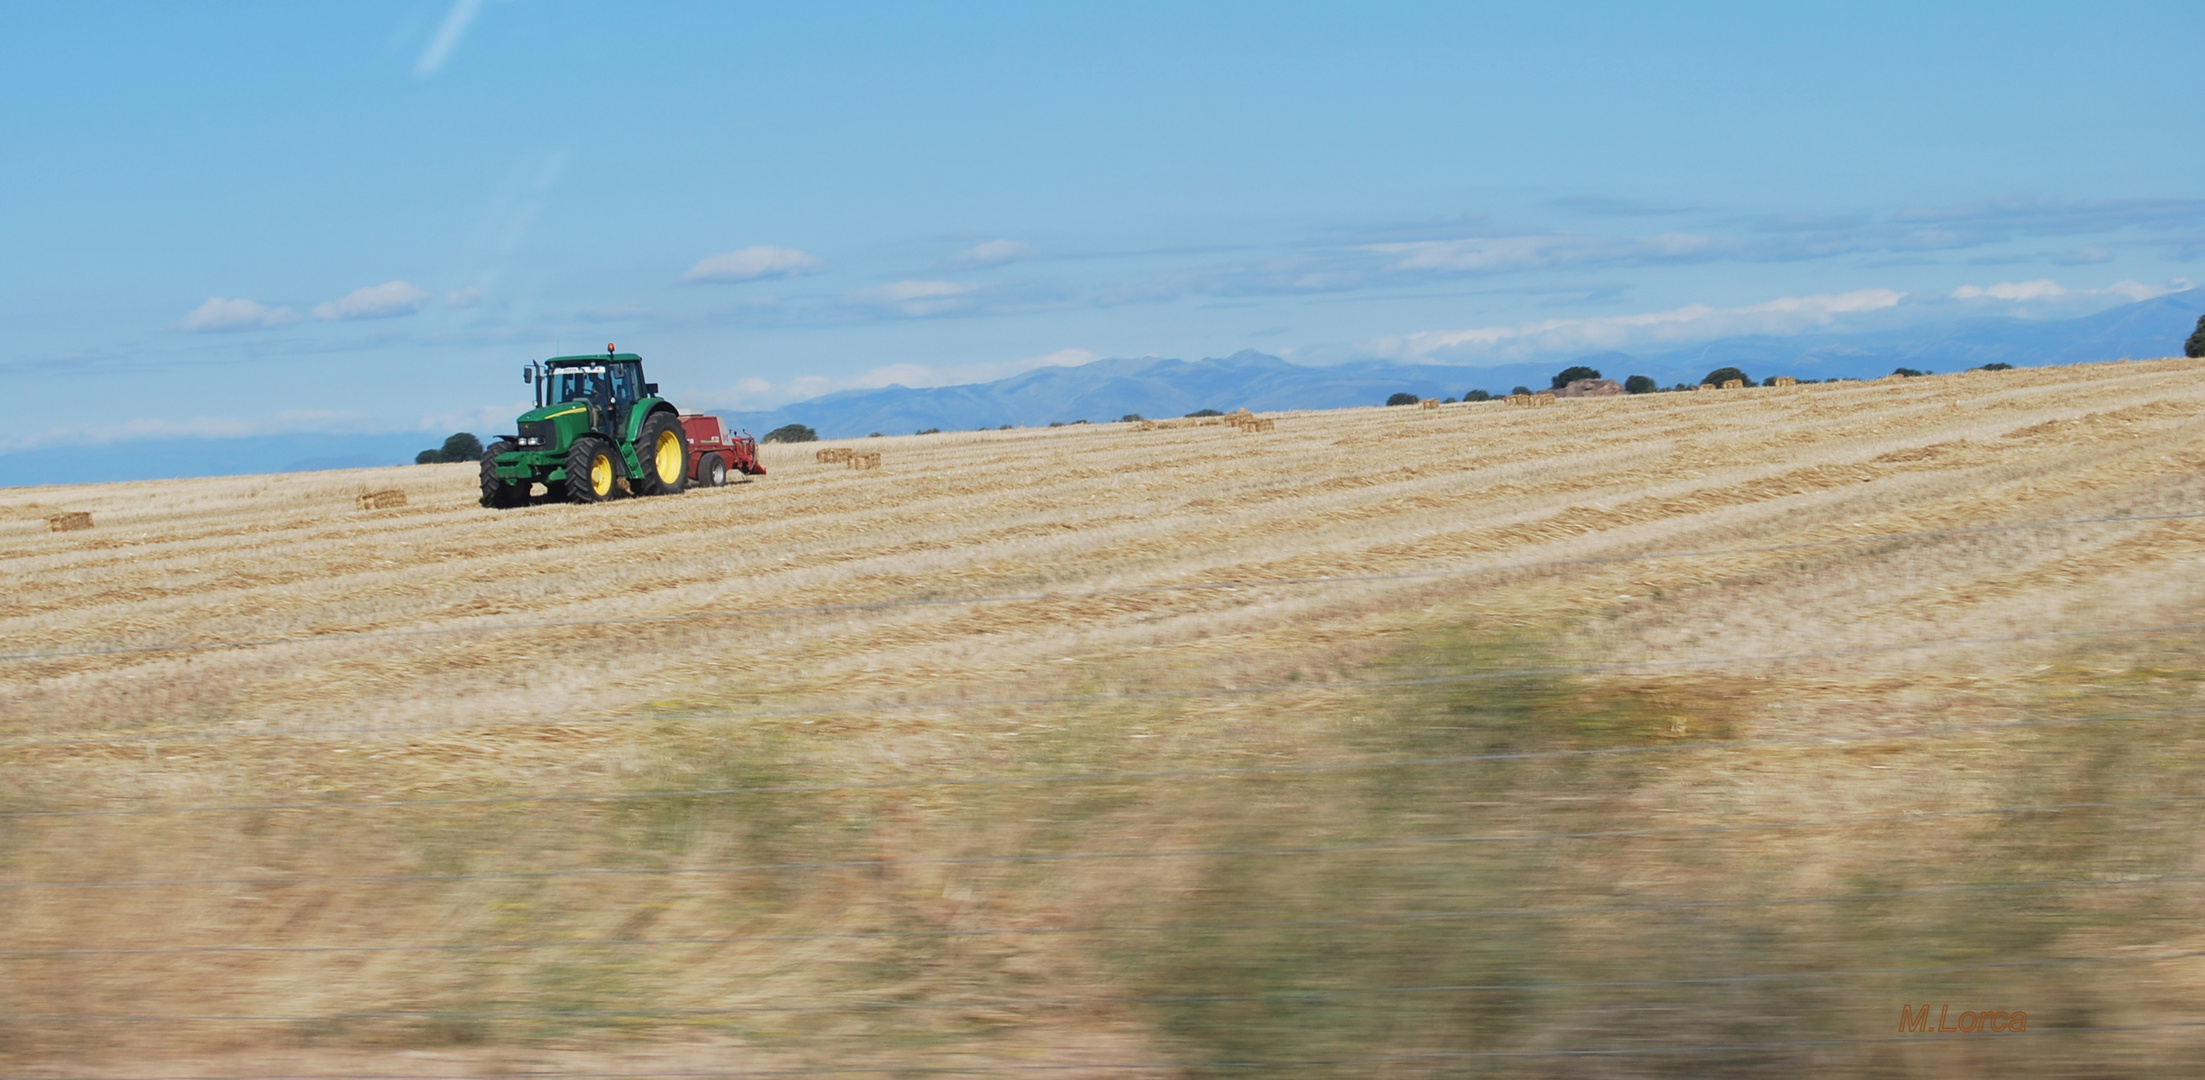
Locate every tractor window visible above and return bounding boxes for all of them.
[550,367,611,406]
[608,362,641,406]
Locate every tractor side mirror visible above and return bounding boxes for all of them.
[522,367,534,384]
[643,383,658,396]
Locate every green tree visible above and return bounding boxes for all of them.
[441,432,482,461]
[762,423,818,443]
[1623,375,1656,394]
[416,431,482,463]
[1701,367,1751,388]
[1463,389,1492,402]
[1385,392,1419,406]
[2186,315,2205,359]
[1185,408,1224,417]
[1550,365,1602,389]
[1510,386,1533,396]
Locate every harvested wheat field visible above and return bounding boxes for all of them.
[8,358,2205,1077]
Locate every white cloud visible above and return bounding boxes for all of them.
[414,0,483,77]
[950,239,1036,267]
[1951,278,2183,303]
[1368,288,1905,363]
[693,347,1102,412]
[1951,279,2067,302]
[856,280,978,316]
[313,281,433,321]
[179,297,303,332]
[4,409,358,452]
[1362,232,1727,274]
[683,246,825,283]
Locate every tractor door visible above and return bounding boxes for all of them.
[608,362,643,439]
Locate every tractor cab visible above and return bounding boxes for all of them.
[540,357,650,436]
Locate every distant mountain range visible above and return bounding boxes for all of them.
[720,290,2205,439]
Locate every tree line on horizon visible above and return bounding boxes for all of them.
[695,318,2205,446]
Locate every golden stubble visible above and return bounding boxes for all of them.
[6,357,2205,1073]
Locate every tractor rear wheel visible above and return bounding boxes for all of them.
[479,440,529,508]
[562,437,622,503]
[700,453,728,487]
[636,413,689,495]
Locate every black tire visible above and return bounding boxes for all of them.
[635,412,688,495]
[562,437,622,503]
[700,453,728,487]
[479,440,529,508]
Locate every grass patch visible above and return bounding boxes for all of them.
[1089,627,2205,1077]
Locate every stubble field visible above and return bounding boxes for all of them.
[6,358,2205,1077]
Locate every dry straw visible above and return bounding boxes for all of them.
[353,489,406,510]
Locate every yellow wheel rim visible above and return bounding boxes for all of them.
[655,429,682,485]
[589,452,613,497]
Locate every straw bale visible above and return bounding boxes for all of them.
[355,489,406,510]
[46,511,93,532]
[1721,379,1744,390]
[1419,399,1440,410]
[1555,378,1623,398]
[1772,376,1798,387]
[817,447,855,464]
[848,452,883,470]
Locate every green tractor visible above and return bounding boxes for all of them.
[480,346,690,508]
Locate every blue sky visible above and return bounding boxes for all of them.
[5,1,2202,452]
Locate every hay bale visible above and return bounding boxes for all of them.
[1721,379,1744,390]
[1772,376,1797,387]
[848,452,882,470]
[1555,378,1623,398]
[1696,383,1715,392]
[1419,399,1440,410]
[1137,420,1158,431]
[1534,393,1556,407]
[356,490,407,511]
[816,447,854,464]
[47,511,92,532]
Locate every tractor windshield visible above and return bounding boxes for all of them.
[549,366,612,407]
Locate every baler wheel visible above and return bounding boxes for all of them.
[700,453,728,487]
[479,440,529,509]
[563,438,621,503]
[637,412,689,495]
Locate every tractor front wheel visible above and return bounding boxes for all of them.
[636,413,689,495]
[562,438,622,503]
[479,440,529,508]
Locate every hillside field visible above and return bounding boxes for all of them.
[6,358,2205,1077]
